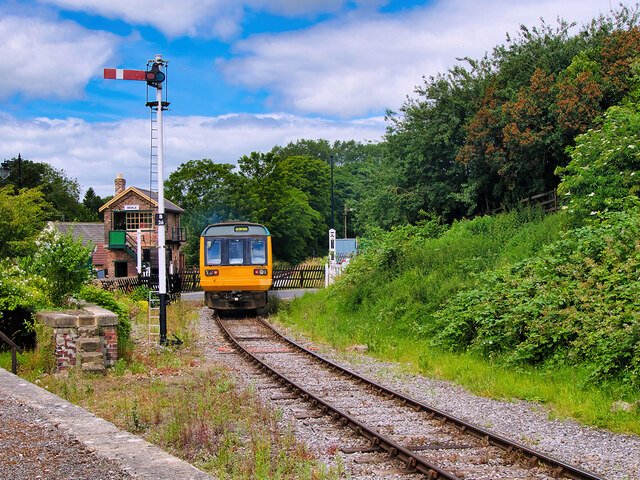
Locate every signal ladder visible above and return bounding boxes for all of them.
[147,98,170,193]
[148,104,159,193]
[148,291,161,342]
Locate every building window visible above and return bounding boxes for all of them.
[113,211,153,231]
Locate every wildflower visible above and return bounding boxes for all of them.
[588,192,595,197]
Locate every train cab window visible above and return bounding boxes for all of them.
[229,239,244,265]
[206,239,221,265]
[250,239,266,264]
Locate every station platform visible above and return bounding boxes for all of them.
[0,368,215,480]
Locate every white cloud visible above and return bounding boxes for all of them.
[219,0,614,117]
[40,0,385,39]
[0,15,118,100]
[0,112,386,197]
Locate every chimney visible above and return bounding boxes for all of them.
[115,174,126,196]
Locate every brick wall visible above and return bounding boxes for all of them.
[36,303,119,373]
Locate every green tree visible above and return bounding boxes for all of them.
[82,187,104,221]
[279,155,330,254]
[165,159,240,265]
[0,157,86,221]
[383,63,485,222]
[236,152,323,263]
[0,186,52,258]
[22,229,93,306]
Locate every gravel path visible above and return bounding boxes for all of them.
[0,396,132,480]
[199,308,640,480]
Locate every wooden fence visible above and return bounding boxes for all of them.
[98,266,324,293]
[520,189,558,214]
[490,189,558,216]
[98,270,201,294]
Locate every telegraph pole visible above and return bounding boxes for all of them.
[103,55,169,345]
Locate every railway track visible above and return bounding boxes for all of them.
[215,314,604,480]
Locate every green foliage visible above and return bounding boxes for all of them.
[301,209,567,356]
[164,159,239,265]
[128,286,151,302]
[433,207,640,386]
[0,259,50,311]
[0,157,89,222]
[21,230,93,306]
[0,186,52,258]
[558,100,640,219]
[82,187,105,221]
[78,285,131,346]
[379,6,640,223]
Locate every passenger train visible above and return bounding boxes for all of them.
[199,222,272,311]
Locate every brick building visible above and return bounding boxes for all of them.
[99,174,186,278]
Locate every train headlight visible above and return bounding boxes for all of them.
[205,269,219,276]
[253,268,268,276]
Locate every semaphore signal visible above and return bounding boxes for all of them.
[103,54,169,346]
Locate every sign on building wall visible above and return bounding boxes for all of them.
[124,205,139,211]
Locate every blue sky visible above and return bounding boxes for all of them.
[0,0,618,197]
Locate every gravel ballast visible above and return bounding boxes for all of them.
[198,307,640,480]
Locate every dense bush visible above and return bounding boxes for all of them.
[433,206,640,386]
[0,259,49,312]
[558,100,640,220]
[311,208,568,349]
[21,230,93,306]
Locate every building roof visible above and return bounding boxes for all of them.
[48,222,104,246]
[98,186,184,213]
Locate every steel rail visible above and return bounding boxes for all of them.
[216,315,461,480]
[258,318,605,480]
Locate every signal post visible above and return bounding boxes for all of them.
[104,55,169,345]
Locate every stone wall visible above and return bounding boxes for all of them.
[36,303,118,373]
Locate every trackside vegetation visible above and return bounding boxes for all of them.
[276,206,640,434]
[276,95,640,434]
[1,299,340,479]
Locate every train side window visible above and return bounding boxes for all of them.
[206,239,221,265]
[229,239,244,265]
[250,239,266,264]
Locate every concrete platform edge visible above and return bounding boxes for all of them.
[0,367,215,480]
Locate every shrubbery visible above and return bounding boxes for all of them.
[20,229,93,306]
[433,206,640,386]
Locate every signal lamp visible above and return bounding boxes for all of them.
[254,268,268,276]
[145,62,165,87]
[205,269,219,277]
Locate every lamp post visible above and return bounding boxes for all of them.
[0,154,23,189]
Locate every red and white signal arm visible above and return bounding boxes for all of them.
[103,69,146,81]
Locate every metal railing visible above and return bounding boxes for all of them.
[0,329,23,374]
[272,265,325,290]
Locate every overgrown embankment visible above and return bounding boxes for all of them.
[279,208,568,354]
[276,208,640,434]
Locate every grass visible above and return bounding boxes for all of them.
[272,209,640,436]
[275,293,640,435]
[2,297,342,480]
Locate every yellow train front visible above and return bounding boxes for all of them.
[200,222,272,311]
